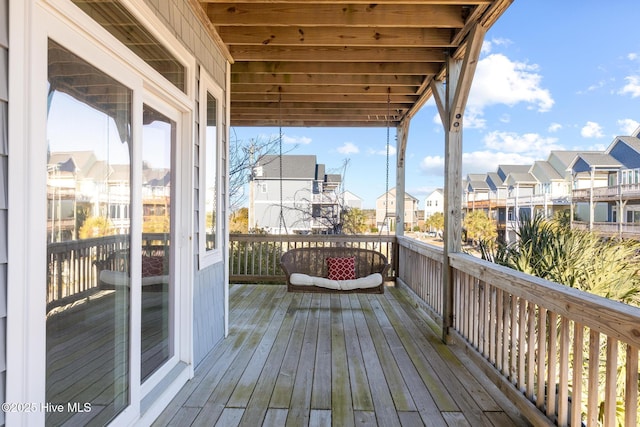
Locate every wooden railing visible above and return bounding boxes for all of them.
[395,236,640,427]
[46,233,168,307]
[229,234,397,283]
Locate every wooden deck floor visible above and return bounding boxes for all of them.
[154,284,531,426]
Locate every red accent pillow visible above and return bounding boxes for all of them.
[142,256,165,277]
[326,256,356,280]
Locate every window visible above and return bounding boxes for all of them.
[72,0,186,92]
[47,39,132,425]
[199,70,223,266]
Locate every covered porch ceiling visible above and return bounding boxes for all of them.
[198,0,513,127]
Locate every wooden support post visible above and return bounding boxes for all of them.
[395,119,410,237]
[430,24,486,343]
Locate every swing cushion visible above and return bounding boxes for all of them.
[326,256,356,280]
[280,247,389,294]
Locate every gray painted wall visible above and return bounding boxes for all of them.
[1,0,7,423]
[143,0,227,366]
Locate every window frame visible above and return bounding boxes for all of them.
[7,1,196,425]
[198,69,224,268]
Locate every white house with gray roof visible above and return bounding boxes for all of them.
[250,154,342,233]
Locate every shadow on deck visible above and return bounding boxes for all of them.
[154,284,532,426]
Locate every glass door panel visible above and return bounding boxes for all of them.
[141,104,175,381]
[46,39,131,426]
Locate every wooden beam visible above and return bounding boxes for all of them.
[231,93,419,103]
[395,118,411,237]
[218,27,455,47]
[231,61,442,75]
[231,101,414,111]
[207,4,464,28]
[231,84,420,95]
[230,119,399,127]
[232,107,408,117]
[450,23,486,130]
[202,0,493,4]
[229,46,449,62]
[231,73,424,86]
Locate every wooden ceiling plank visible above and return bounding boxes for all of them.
[232,107,408,116]
[230,73,424,86]
[201,1,491,4]
[229,46,448,62]
[218,27,455,47]
[207,4,464,27]
[231,84,419,95]
[231,101,415,110]
[230,119,401,128]
[231,93,419,103]
[231,61,441,75]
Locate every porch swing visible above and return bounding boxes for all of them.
[279,89,391,293]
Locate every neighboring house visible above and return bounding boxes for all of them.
[10,2,231,425]
[424,188,444,219]
[342,190,363,210]
[570,131,640,237]
[569,152,622,227]
[249,154,342,234]
[376,187,420,231]
[463,174,491,211]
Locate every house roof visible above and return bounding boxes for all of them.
[256,154,318,179]
[496,164,531,181]
[531,160,563,182]
[610,136,640,154]
[378,187,419,202]
[504,172,537,186]
[570,153,622,173]
[485,172,504,190]
[197,0,513,127]
[466,173,489,191]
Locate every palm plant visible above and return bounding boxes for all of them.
[481,215,640,306]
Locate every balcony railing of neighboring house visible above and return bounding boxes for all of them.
[505,194,571,207]
[395,236,640,427]
[311,193,339,204]
[573,184,640,202]
[572,221,640,237]
[229,234,397,283]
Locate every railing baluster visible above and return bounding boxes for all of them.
[557,317,570,426]
[624,344,638,427]
[587,330,599,426]
[571,323,584,427]
[604,337,618,427]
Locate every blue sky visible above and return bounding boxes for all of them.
[231,1,640,209]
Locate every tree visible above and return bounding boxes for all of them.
[481,215,640,306]
[424,212,444,234]
[228,131,297,212]
[229,207,249,234]
[79,216,113,239]
[341,207,367,234]
[463,210,497,245]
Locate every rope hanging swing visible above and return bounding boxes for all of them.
[277,88,288,235]
[381,87,392,238]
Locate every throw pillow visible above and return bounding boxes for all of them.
[326,256,356,280]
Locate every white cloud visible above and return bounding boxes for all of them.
[419,156,444,175]
[337,142,359,154]
[483,131,561,157]
[548,122,562,132]
[282,134,312,145]
[617,118,640,135]
[628,52,638,61]
[419,151,536,177]
[620,75,640,97]
[369,145,396,156]
[470,53,554,113]
[581,121,604,138]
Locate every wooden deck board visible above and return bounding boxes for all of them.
[155,285,532,427]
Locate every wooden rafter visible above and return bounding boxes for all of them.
[193,0,513,127]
